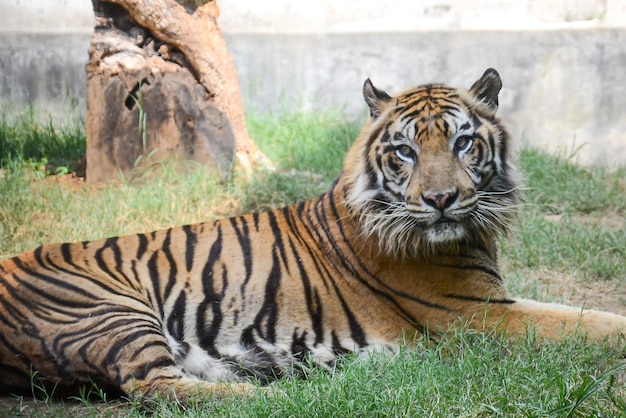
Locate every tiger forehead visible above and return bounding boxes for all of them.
[390,84,470,139]
[395,84,463,113]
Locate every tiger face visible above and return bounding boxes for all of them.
[344,69,522,258]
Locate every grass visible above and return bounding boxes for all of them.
[0,109,625,416]
[501,149,626,300]
[143,334,626,417]
[0,107,85,175]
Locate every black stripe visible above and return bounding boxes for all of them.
[166,291,187,341]
[120,357,175,384]
[182,225,197,272]
[399,106,428,125]
[432,262,502,284]
[294,200,334,293]
[252,212,260,231]
[272,210,291,275]
[113,238,138,288]
[365,122,386,151]
[480,161,497,189]
[326,189,450,312]
[290,197,377,346]
[290,329,311,362]
[329,274,368,348]
[58,317,166,379]
[93,238,131,286]
[161,229,179,300]
[43,243,141,296]
[229,217,253,295]
[252,245,281,343]
[330,330,352,356]
[0,329,32,366]
[486,129,496,163]
[59,243,75,266]
[127,339,173,362]
[147,251,165,318]
[16,251,98,300]
[136,234,149,260]
[0,305,23,333]
[287,237,324,345]
[365,161,380,191]
[498,127,509,174]
[197,224,224,354]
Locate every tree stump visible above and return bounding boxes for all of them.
[86,0,262,183]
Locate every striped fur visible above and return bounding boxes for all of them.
[1,69,625,401]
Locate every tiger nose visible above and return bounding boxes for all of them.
[422,190,458,210]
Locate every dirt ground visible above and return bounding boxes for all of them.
[513,268,626,316]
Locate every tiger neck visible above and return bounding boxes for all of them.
[306,181,506,333]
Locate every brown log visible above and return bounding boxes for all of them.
[86,0,264,182]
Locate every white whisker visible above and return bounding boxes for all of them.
[343,158,524,258]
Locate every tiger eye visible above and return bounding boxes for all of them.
[395,145,415,163]
[399,145,412,157]
[454,135,474,154]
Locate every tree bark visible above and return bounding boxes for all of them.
[86,0,263,182]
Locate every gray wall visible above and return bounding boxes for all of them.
[1,0,626,166]
[228,30,626,166]
[0,34,89,119]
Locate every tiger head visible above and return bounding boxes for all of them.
[343,69,522,258]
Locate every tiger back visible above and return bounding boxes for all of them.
[2,69,626,401]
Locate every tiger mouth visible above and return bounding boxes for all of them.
[434,216,455,224]
[426,217,467,242]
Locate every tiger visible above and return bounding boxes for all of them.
[1,68,626,402]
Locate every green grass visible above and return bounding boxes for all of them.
[4,333,624,417]
[0,107,85,175]
[520,148,626,214]
[1,110,625,416]
[501,150,626,285]
[249,110,358,178]
[141,333,625,417]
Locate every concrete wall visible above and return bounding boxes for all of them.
[1,0,626,166]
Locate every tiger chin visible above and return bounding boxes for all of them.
[1,69,625,402]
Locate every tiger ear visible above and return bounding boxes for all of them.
[363,78,392,119]
[469,68,502,113]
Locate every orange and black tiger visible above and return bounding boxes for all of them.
[1,69,626,401]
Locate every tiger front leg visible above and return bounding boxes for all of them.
[95,330,259,401]
[471,299,626,344]
[121,367,257,402]
[64,313,259,401]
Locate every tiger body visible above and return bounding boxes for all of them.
[2,69,626,400]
